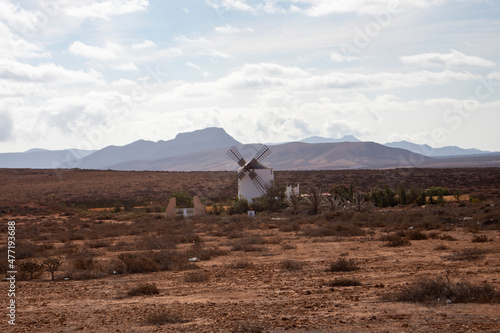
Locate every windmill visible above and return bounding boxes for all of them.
[227,145,274,202]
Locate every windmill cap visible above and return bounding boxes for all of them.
[239,161,272,170]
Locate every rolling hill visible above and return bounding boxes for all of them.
[1,127,499,170]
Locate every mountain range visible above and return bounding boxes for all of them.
[1,127,498,170]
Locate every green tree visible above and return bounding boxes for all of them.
[171,190,193,208]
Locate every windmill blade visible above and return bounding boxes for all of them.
[246,158,258,170]
[238,170,246,180]
[227,175,239,188]
[226,146,246,167]
[253,145,271,162]
[249,170,267,195]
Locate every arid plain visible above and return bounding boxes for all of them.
[1,168,499,332]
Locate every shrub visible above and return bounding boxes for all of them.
[302,223,366,238]
[72,253,96,271]
[19,261,44,280]
[118,253,159,273]
[228,198,250,215]
[280,259,304,271]
[444,248,489,261]
[381,234,410,247]
[230,237,268,252]
[184,271,210,283]
[329,258,360,272]
[186,242,227,261]
[127,283,159,296]
[387,277,500,304]
[472,235,489,243]
[326,278,362,287]
[405,230,428,240]
[145,309,187,325]
[304,187,324,215]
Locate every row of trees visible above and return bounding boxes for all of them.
[224,183,456,215]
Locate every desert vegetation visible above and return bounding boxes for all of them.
[0,168,499,332]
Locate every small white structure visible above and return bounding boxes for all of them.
[285,184,300,199]
[227,145,274,202]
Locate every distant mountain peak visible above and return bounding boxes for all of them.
[384,140,491,157]
[300,135,360,144]
[175,127,228,139]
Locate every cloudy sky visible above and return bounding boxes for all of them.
[1,0,499,154]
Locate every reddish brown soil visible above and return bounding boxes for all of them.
[1,168,499,332]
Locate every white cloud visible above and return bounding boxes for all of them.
[186,62,202,70]
[132,40,156,49]
[63,0,149,20]
[68,41,119,60]
[174,35,211,44]
[215,25,254,33]
[112,62,138,71]
[330,52,362,62]
[205,0,254,12]
[0,58,103,83]
[0,1,40,34]
[205,0,446,16]
[400,50,497,68]
[0,22,51,59]
[207,49,231,58]
[0,111,14,141]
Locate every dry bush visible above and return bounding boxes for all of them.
[277,220,301,233]
[380,233,411,247]
[325,278,361,287]
[145,309,187,325]
[404,229,428,240]
[185,242,228,261]
[118,253,159,273]
[440,234,457,241]
[471,235,489,243]
[184,271,210,283]
[85,239,111,249]
[280,259,305,271]
[328,258,360,272]
[386,277,500,304]
[17,241,42,259]
[230,237,268,252]
[19,260,44,280]
[301,222,366,238]
[138,234,179,250]
[443,248,490,261]
[127,283,159,296]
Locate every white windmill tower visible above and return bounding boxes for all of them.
[227,145,274,202]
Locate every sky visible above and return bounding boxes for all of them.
[0,0,499,154]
